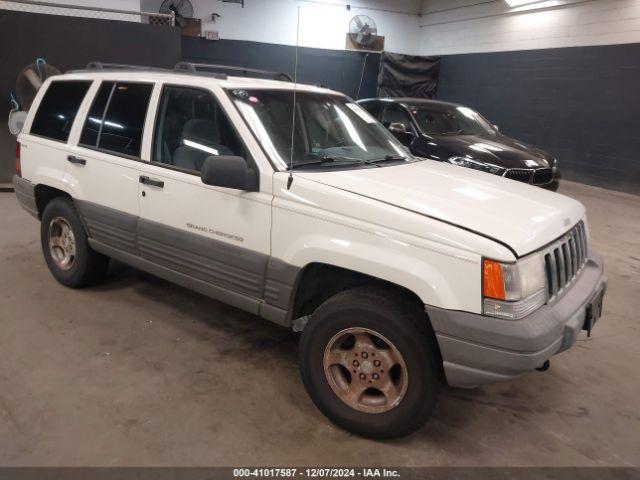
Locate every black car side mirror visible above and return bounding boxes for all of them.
[201,156,258,191]
[388,122,414,146]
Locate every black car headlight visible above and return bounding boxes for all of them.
[448,156,504,175]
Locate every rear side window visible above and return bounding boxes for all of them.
[30,81,91,142]
[79,82,153,158]
[79,82,114,147]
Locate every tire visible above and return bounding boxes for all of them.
[299,287,442,439]
[40,197,109,288]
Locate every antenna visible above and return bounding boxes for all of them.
[287,5,301,190]
[356,53,369,100]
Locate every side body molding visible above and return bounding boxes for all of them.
[76,200,299,326]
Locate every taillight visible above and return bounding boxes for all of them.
[15,142,21,176]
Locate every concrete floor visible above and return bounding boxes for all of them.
[0,181,639,467]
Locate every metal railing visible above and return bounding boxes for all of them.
[0,0,175,26]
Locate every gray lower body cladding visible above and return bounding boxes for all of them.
[13,175,38,218]
[427,250,607,388]
[74,200,298,326]
[137,218,266,299]
[77,201,137,254]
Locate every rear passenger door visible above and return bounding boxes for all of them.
[136,83,272,304]
[65,80,154,255]
[20,80,92,186]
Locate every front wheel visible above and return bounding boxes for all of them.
[299,287,441,439]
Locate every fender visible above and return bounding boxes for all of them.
[278,233,481,313]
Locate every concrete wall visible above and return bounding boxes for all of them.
[419,0,640,55]
[0,10,181,183]
[0,0,144,21]
[141,0,422,54]
[437,43,640,195]
[182,36,381,100]
[419,0,640,194]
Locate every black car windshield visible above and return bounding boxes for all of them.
[408,104,496,136]
[229,89,415,170]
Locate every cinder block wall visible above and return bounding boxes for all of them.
[0,10,182,184]
[436,43,640,195]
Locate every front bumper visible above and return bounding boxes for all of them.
[426,250,607,388]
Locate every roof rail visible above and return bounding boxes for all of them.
[174,62,293,82]
[83,62,170,72]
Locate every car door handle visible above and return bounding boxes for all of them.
[139,175,164,188]
[67,155,86,165]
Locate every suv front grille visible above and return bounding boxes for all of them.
[543,221,588,301]
[503,167,553,185]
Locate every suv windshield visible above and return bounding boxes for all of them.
[408,104,496,136]
[230,89,414,170]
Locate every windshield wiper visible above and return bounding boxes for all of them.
[289,156,382,170]
[371,155,407,163]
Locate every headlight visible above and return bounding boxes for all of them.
[448,156,504,175]
[482,254,547,320]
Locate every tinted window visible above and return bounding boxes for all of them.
[95,83,152,157]
[408,104,497,136]
[381,105,413,131]
[153,86,247,173]
[79,82,115,147]
[30,81,91,142]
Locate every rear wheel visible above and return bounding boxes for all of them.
[299,287,441,439]
[41,197,109,288]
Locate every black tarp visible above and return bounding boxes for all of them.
[377,52,440,98]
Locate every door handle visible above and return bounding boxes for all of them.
[67,155,86,165]
[139,175,164,188]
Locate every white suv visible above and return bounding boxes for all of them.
[13,62,607,438]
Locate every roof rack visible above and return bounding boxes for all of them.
[84,62,170,72]
[174,62,293,82]
[69,61,294,83]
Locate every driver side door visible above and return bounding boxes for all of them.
[136,83,272,312]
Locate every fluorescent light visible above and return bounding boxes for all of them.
[183,139,219,156]
[505,0,548,6]
[510,0,561,10]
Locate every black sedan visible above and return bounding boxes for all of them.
[357,98,560,191]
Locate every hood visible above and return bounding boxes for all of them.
[296,160,584,257]
[417,133,553,169]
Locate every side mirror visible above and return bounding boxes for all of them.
[493,124,500,133]
[388,122,408,135]
[388,122,414,146]
[201,156,258,191]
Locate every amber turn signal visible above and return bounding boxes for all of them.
[483,259,506,300]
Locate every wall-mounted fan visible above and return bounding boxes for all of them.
[16,59,60,111]
[8,59,60,136]
[159,0,194,28]
[349,15,378,48]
